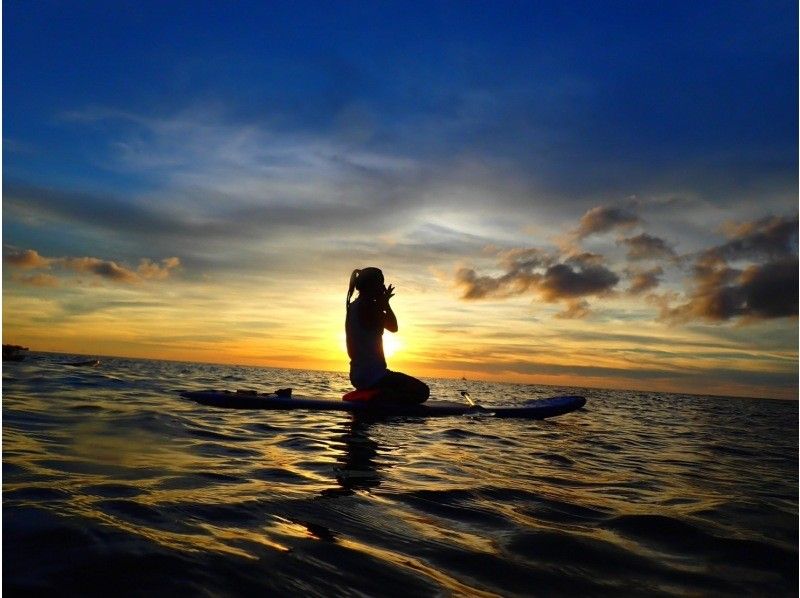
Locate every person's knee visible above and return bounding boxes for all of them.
[411,380,429,403]
[373,373,429,404]
[419,381,430,400]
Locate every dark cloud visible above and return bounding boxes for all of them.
[707,215,797,261]
[738,258,799,319]
[60,257,140,283]
[456,248,618,305]
[619,233,677,261]
[626,266,663,295]
[574,205,640,240]
[453,247,555,300]
[538,263,619,301]
[659,215,799,323]
[662,256,798,322]
[458,211,796,327]
[454,268,512,300]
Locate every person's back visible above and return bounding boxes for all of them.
[344,267,429,404]
[345,295,388,389]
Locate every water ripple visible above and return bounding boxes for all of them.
[3,352,797,596]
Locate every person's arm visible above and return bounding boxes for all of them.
[358,285,399,332]
[382,284,398,332]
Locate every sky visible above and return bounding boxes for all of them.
[3,1,798,399]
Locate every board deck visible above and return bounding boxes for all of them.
[180,390,586,419]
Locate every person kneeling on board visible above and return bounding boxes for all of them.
[344,267,429,404]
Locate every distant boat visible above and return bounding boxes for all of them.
[64,359,101,367]
[3,344,29,361]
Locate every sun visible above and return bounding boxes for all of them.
[336,331,402,360]
[383,334,402,359]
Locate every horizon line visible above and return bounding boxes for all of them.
[22,348,796,402]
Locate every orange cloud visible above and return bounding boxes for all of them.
[554,299,591,319]
[137,257,181,280]
[4,248,51,269]
[11,273,60,287]
[61,257,139,283]
[4,248,181,285]
[625,266,664,295]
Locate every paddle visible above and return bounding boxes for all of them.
[459,375,478,407]
[459,390,476,407]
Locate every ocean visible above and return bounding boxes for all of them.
[3,352,797,596]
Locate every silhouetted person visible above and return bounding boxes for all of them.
[345,267,429,404]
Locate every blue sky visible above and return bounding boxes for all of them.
[3,1,798,398]
[7,1,795,193]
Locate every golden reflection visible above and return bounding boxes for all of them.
[390,508,498,554]
[196,522,291,554]
[337,537,502,598]
[269,516,338,542]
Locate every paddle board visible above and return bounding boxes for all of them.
[180,390,586,419]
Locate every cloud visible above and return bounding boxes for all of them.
[658,214,798,324]
[565,252,606,267]
[499,247,554,271]
[6,104,434,261]
[662,255,797,323]
[538,263,619,301]
[11,273,60,288]
[737,258,798,319]
[4,248,181,285]
[708,215,797,261]
[3,183,195,239]
[7,103,795,294]
[619,233,677,261]
[454,267,511,300]
[554,299,591,319]
[137,257,181,280]
[455,209,797,328]
[626,266,663,295]
[455,247,619,305]
[573,205,640,240]
[60,257,140,283]
[453,247,554,299]
[2,130,429,270]
[4,248,52,269]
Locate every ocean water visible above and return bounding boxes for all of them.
[3,352,797,596]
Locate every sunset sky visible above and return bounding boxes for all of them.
[4,1,798,399]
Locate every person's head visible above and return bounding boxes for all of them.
[346,267,384,305]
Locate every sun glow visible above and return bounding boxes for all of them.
[336,330,402,361]
[383,333,402,359]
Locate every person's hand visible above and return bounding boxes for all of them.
[384,284,395,303]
